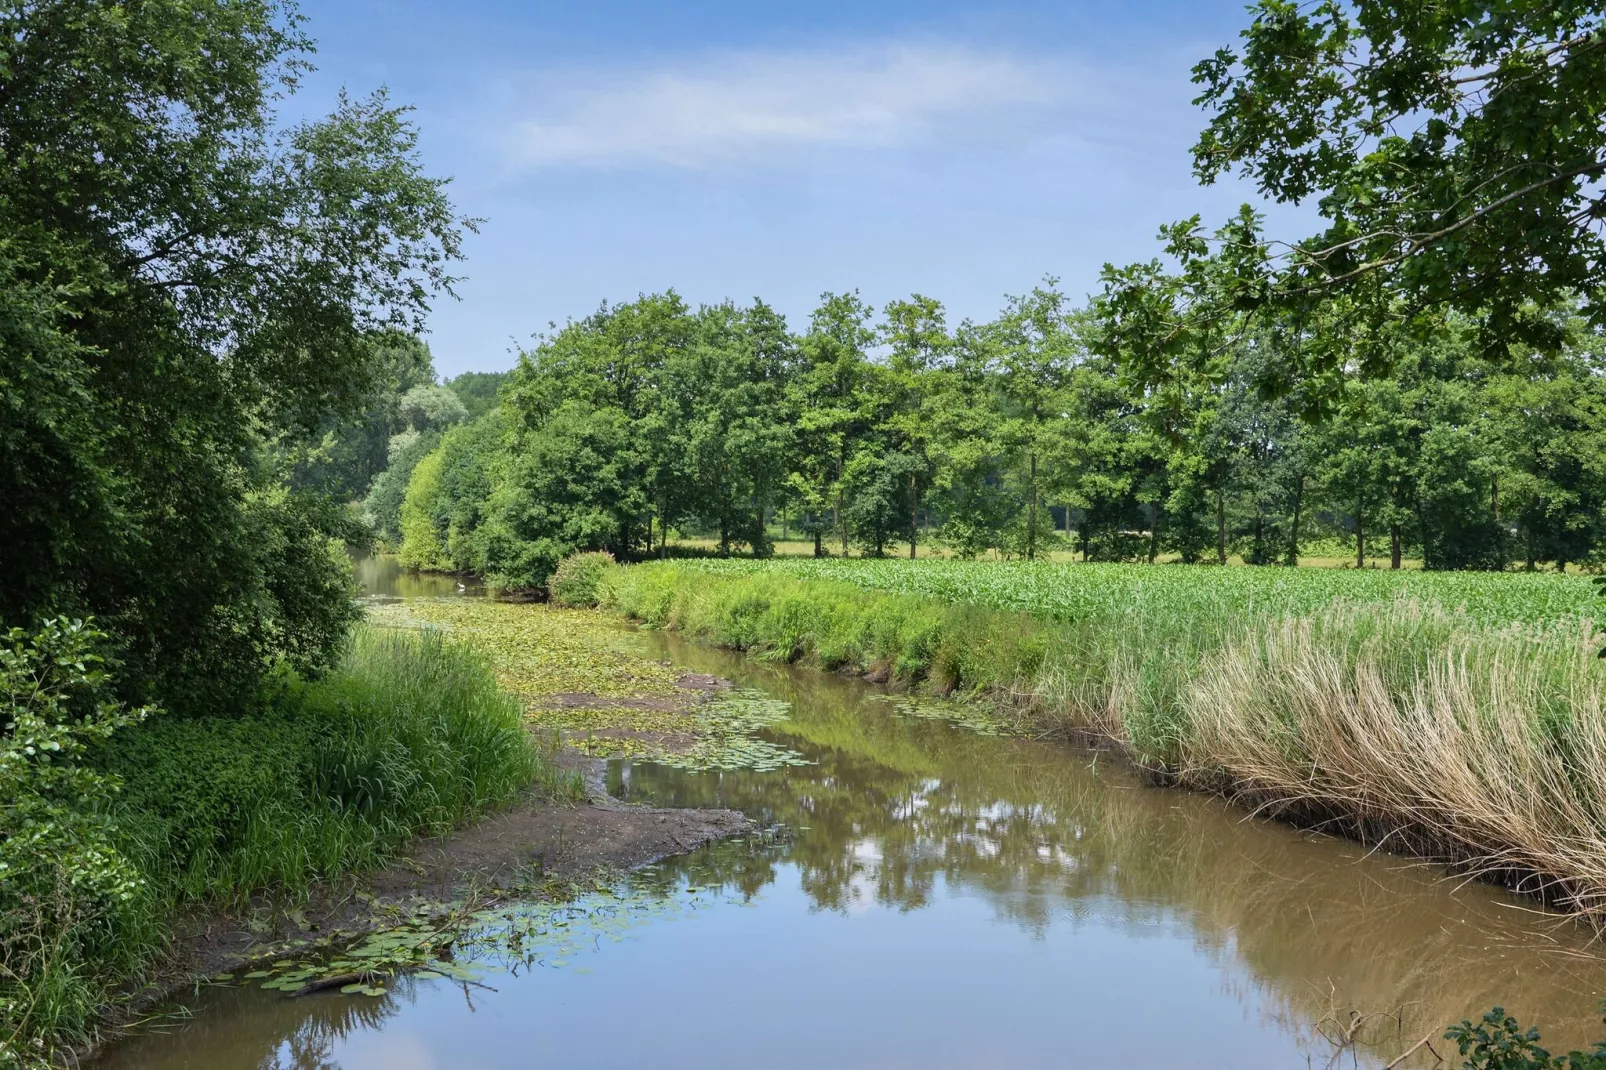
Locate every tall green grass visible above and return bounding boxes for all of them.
[4,625,565,1067]
[603,561,1606,922]
[108,625,556,904]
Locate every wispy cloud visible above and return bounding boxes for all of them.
[510,43,1067,169]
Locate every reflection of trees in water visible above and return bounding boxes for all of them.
[261,988,405,1070]
[98,979,411,1070]
[625,638,1606,1058]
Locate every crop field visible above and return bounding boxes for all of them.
[657,557,1600,629]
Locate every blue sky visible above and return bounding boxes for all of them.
[292,1,1315,378]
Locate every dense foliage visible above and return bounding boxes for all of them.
[0,4,561,1064]
[0,0,467,711]
[373,286,1606,586]
[1102,1,1606,401]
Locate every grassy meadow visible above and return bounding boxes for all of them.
[601,557,1606,923]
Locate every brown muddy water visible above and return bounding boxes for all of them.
[94,566,1606,1069]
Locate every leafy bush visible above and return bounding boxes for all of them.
[549,551,617,607]
[1,621,154,1067]
[1449,1006,1606,1069]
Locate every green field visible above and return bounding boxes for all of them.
[654,557,1600,629]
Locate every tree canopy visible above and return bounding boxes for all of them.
[1102,0,1606,396]
[0,0,468,708]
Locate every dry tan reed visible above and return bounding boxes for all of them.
[1173,605,1606,922]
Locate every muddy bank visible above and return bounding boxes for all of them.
[92,768,749,1055]
[100,604,760,1047]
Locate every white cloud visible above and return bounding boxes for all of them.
[510,43,1066,169]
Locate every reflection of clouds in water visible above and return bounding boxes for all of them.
[616,639,1606,1056]
[337,1029,438,1070]
[842,840,881,914]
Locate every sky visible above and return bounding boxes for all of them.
[291,0,1319,378]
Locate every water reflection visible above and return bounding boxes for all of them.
[618,633,1606,1061]
[348,553,482,602]
[110,980,409,1070]
[93,625,1606,1070]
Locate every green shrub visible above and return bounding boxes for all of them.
[548,551,617,607]
[1,621,155,1067]
[1448,1006,1606,1069]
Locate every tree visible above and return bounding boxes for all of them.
[982,282,1077,560]
[446,370,511,420]
[279,332,436,500]
[0,0,467,708]
[789,293,879,556]
[879,295,950,558]
[1487,330,1606,571]
[1195,2,1606,373]
[925,327,1017,558]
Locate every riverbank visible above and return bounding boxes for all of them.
[7,607,754,1069]
[131,756,748,1036]
[113,601,758,1030]
[600,559,1606,925]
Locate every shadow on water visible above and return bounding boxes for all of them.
[94,604,1606,1070]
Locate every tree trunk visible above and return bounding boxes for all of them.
[1355,497,1364,568]
[836,490,847,556]
[1286,474,1304,567]
[1147,505,1160,564]
[1027,453,1039,561]
[814,529,823,558]
[910,477,919,559]
[1216,489,1226,565]
[1491,474,1500,523]
[782,508,788,542]
[1390,523,1401,570]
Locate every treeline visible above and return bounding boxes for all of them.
[372,286,1606,585]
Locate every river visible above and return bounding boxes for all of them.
[94,561,1606,1068]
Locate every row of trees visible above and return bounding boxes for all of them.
[369,286,1606,586]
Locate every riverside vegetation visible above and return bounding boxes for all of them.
[0,620,551,1066]
[0,1,514,1065]
[11,0,1606,1068]
[596,558,1606,928]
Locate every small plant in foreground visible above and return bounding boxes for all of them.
[1448,1006,1606,1069]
